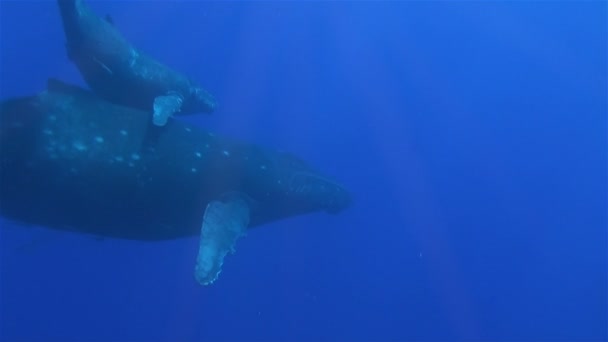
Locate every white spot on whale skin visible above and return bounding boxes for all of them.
[115,156,124,162]
[131,153,141,161]
[43,129,53,136]
[191,167,198,173]
[120,130,128,136]
[49,115,57,122]
[185,127,192,133]
[195,152,202,158]
[94,136,104,143]
[260,165,267,170]
[129,49,139,68]
[222,150,230,157]
[72,141,87,152]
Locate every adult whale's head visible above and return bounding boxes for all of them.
[0,80,351,285]
[244,151,352,226]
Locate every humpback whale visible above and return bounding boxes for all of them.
[0,80,351,285]
[56,0,217,126]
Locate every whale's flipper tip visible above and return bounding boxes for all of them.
[152,93,183,126]
[195,197,250,286]
[46,78,85,95]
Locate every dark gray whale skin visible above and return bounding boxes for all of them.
[56,0,216,116]
[0,81,350,241]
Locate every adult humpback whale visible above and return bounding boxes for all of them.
[0,80,351,285]
[56,0,217,126]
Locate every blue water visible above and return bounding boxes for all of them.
[0,1,606,341]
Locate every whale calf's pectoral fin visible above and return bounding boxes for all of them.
[152,93,183,126]
[195,197,250,286]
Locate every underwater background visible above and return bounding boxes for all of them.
[0,1,606,341]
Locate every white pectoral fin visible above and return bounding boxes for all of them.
[195,198,250,286]
[152,93,184,126]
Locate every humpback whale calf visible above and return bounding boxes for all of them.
[0,80,351,285]
[57,0,217,126]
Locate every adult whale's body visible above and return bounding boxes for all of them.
[56,0,216,126]
[0,81,350,285]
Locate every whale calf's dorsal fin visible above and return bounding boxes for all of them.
[46,78,87,94]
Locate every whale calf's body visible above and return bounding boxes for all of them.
[0,80,350,284]
[57,0,217,126]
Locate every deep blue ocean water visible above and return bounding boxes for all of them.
[0,1,606,341]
